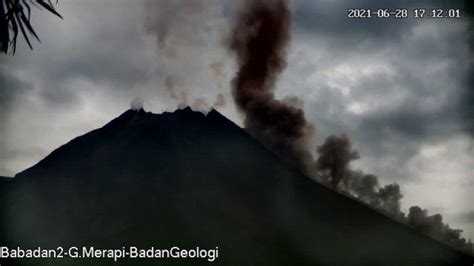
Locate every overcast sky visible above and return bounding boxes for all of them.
[0,0,472,240]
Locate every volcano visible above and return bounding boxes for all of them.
[1,108,472,265]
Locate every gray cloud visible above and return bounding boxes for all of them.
[454,211,474,223]
[294,0,468,41]
[1,0,155,108]
[0,70,34,173]
[0,69,33,108]
[280,0,472,184]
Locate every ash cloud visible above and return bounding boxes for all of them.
[226,0,408,222]
[228,0,314,170]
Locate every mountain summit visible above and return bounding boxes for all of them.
[1,108,472,265]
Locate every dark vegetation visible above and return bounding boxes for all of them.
[0,0,61,54]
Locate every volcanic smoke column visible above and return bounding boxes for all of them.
[229,0,313,170]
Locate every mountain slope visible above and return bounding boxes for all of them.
[1,108,473,265]
[0,176,12,201]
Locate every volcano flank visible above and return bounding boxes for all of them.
[1,108,472,265]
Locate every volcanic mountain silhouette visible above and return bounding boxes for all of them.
[1,108,472,265]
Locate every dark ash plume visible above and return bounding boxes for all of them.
[408,206,473,253]
[229,0,313,170]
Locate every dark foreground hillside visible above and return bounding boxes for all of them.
[1,108,472,265]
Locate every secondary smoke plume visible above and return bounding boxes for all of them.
[229,0,313,169]
[191,98,211,114]
[213,93,226,108]
[145,0,228,110]
[130,97,144,111]
[144,0,207,50]
[165,76,188,109]
[210,61,226,89]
